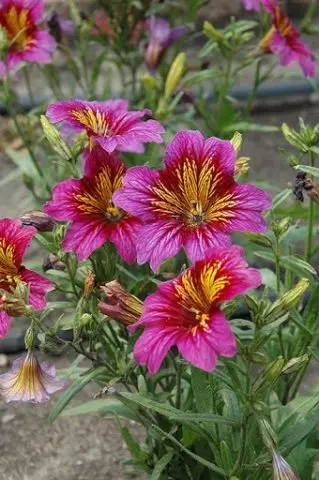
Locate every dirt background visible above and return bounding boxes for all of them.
[0,0,318,479]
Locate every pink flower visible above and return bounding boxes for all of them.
[272,452,300,480]
[44,146,142,262]
[114,130,271,272]
[260,0,316,77]
[46,98,165,154]
[145,17,186,70]
[241,0,261,11]
[0,351,65,403]
[130,246,261,374]
[0,219,54,338]
[0,0,57,75]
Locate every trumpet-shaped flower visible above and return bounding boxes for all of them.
[44,146,142,262]
[241,0,261,12]
[260,0,316,77]
[0,219,53,338]
[145,17,186,70]
[0,0,57,75]
[130,246,261,374]
[272,452,300,480]
[114,130,271,272]
[46,98,164,153]
[0,351,65,403]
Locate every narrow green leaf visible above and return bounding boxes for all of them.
[151,425,226,477]
[61,398,139,421]
[49,367,106,421]
[183,69,221,87]
[266,188,291,214]
[119,426,148,461]
[150,452,174,480]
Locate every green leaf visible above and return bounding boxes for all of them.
[151,425,226,477]
[280,412,319,455]
[119,426,148,462]
[61,398,139,421]
[120,393,238,426]
[5,148,38,176]
[183,69,221,88]
[49,367,106,421]
[253,251,317,282]
[294,164,319,177]
[266,188,291,214]
[150,452,174,480]
[223,122,279,133]
[191,366,214,413]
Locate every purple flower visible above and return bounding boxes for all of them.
[46,98,165,153]
[44,146,142,262]
[144,17,186,70]
[0,0,57,76]
[114,130,271,272]
[241,0,261,11]
[130,246,261,374]
[0,351,65,403]
[260,0,316,77]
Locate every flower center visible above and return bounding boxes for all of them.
[76,166,125,222]
[1,7,34,51]
[0,240,20,291]
[72,107,109,136]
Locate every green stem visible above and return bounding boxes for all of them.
[4,66,51,195]
[65,255,79,299]
[175,361,182,410]
[23,68,35,106]
[245,58,262,115]
[274,240,286,360]
[305,152,315,262]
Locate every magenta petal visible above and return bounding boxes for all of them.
[0,312,11,338]
[113,166,159,221]
[20,267,54,310]
[169,26,186,44]
[183,225,232,264]
[202,136,236,176]
[163,130,205,167]
[102,99,129,111]
[229,183,272,232]
[44,179,82,221]
[146,17,171,44]
[133,326,179,375]
[241,0,261,11]
[109,217,141,264]
[63,221,109,260]
[137,221,183,272]
[205,310,237,357]
[176,330,218,372]
[260,0,276,13]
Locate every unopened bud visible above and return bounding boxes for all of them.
[282,354,309,374]
[0,293,31,317]
[99,281,143,325]
[20,210,55,232]
[282,123,308,153]
[253,357,285,393]
[245,232,272,248]
[245,293,259,314]
[142,73,158,90]
[267,279,309,319]
[79,313,92,326]
[164,52,186,99]
[250,352,268,364]
[235,156,250,176]
[41,115,73,162]
[43,254,65,272]
[272,217,290,237]
[230,132,242,154]
[287,154,299,167]
[259,418,277,451]
[203,21,225,43]
[72,131,87,158]
[14,281,30,304]
[83,269,96,299]
[24,326,35,350]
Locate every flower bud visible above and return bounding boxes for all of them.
[41,115,73,162]
[203,21,226,44]
[235,156,250,176]
[245,232,272,248]
[230,132,242,154]
[271,217,290,238]
[14,281,30,304]
[259,418,277,451]
[142,73,158,90]
[71,131,87,158]
[282,123,308,153]
[99,281,143,325]
[282,354,309,374]
[24,325,36,350]
[43,254,65,272]
[20,210,55,232]
[164,52,186,99]
[83,269,96,299]
[273,452,300,480]
[253,357,285,393]
[267,279,309,321]
[0,293,31,318]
